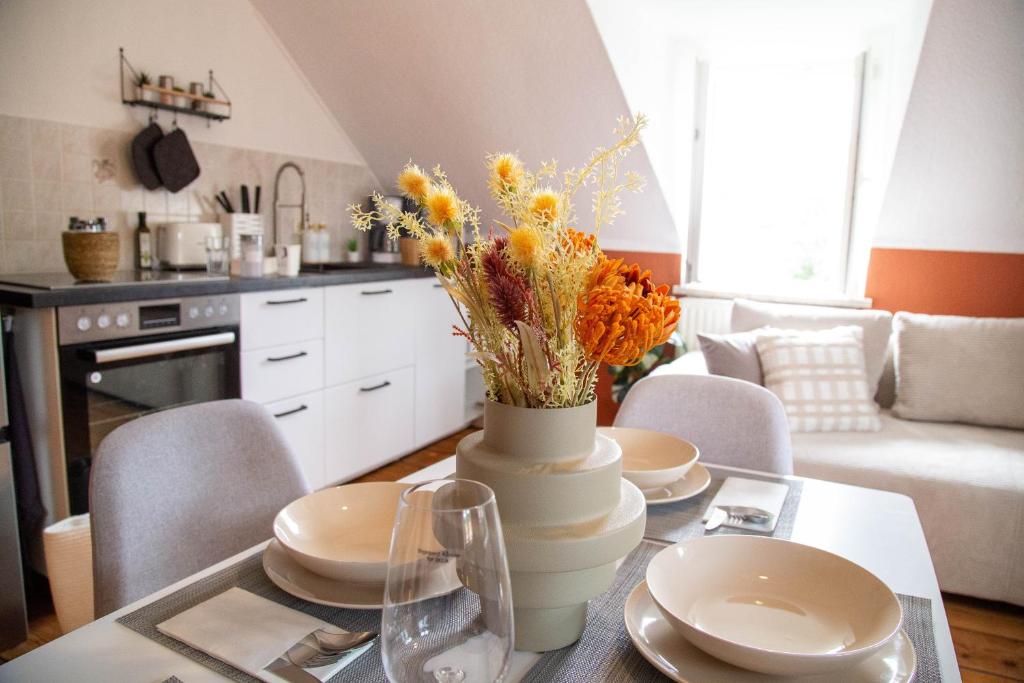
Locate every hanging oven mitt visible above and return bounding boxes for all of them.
[153,127,201,192]
[130,122,164,190]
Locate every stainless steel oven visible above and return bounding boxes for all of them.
[57,294,240,514]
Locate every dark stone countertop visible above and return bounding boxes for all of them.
[0,265,434,308]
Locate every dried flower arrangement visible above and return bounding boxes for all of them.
[349,115,680,408]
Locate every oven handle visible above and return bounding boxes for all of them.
[91,332,237,364]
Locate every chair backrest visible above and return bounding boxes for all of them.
[614,374,794,475]
[90,399,310,617]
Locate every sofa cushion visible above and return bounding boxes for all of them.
[792,411,1024,605]
[731,299,893,399]
[698,330,763,384]
[757,326,880,432]
[892,312,1024,430]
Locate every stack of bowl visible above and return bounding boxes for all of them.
[629,535,911,680]
[270,482,409,604]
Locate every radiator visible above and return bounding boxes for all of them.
[677,297,732,353]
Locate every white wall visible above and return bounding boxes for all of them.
[0,0,365,165]
[873,0,1024,254]
[251,0,681,254]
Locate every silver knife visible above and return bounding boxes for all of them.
[705,506,727,531]
[267,658,319,683]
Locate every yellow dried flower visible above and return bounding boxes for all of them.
[507,226,543,270]
[397,164,430,202]
[529,189,560,224]
[424,186,463,227]
[488,153,524,193]
[419,234,454,268]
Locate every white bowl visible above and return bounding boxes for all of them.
[598,427,699,489]
[646,536,902,676]
[273,482,408,583]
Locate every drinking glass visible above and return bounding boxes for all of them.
[382,479,513,683]
[205,235,229,275]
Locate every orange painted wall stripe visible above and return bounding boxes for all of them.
[865,248,1024,317]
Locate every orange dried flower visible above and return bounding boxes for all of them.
[562,228,599,257]
[574,256,681,365]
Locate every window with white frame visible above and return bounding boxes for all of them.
[686,56,864,294]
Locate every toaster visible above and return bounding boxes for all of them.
[157,222,222,269]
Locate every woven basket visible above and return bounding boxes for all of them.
[62,231,120,281]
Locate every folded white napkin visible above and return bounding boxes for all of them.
[157,587,369,682]
[701,477,790,532]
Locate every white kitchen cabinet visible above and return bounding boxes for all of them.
[240,288,323,351]
[323,366,415,484]
[265,390,325,489]
[414,279,467,445]
[241,339,324,404]
[323,280,415,386]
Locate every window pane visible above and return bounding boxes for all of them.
[697,60,857,292]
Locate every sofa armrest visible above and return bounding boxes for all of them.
[650,350,709,377]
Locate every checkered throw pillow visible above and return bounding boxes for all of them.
[756,326,881,432]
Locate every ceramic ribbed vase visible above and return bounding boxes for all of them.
[455,399,646,651]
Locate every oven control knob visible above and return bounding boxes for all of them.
[218,303,229,316]
[188,306,200,320]
[204,305,214,318]
[96,314,111,329]
[115,312,131,328]
[76,316,91,332]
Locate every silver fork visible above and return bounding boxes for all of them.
[267,627,377,681]
[705,506,772,531]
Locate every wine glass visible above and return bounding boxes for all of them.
[382,479,514,683]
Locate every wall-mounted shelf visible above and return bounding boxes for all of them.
[119,47,231,124]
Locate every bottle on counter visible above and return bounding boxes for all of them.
[136,211,153,270]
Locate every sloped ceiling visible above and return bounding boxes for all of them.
[251,0,680,253]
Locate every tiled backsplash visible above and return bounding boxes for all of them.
[0,114,378,274]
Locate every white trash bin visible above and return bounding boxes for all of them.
[42,514,94,633]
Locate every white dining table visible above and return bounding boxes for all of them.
[0,456,961,683]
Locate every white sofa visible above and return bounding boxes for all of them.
[654,309,1024,607]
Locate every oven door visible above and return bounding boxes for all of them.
[59,326,240,514]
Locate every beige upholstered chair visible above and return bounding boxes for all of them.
[90,399,310,617]
[614,374,794,475]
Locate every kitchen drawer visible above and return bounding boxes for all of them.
[266,390,325,490]
[241,288,323,351]
[241,339,323,404]
[324,280,415,386]
[323,366,415,484]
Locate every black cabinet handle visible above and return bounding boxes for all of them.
[266,351,308,362]
[273,404,308,418]
[266,297,308,305]
[359,380,391,392]
[360,289,393,296]
[433,283,443,288]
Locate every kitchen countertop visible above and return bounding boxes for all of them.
[0,265,434,308]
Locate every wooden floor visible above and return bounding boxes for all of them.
[4,427,1023,682]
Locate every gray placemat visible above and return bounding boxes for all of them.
[520,540,666,682]
[118,550,393,682]
[644,469,803,543]
[899,593,941,683]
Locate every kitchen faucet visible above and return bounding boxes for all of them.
[272,162,306,246]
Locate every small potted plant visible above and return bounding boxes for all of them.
[171,86,187,108]
[195,89,215,113]
[135,71,152,101]
[345,237,360,263]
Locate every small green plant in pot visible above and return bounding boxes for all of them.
[345,237,360,262]
[135,71,151,101]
